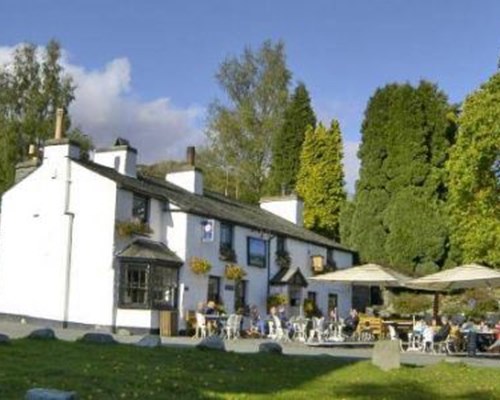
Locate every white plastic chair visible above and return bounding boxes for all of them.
[223,314,238,340]
[272,315,290,342]
[292,317,308,342]
[308,317,326,343]
[388,324,404,352]
[422,327,435,353]
[194,312,207,339]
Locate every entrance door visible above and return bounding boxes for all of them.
[288,285,303,316]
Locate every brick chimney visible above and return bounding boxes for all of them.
[259,194,304,226]
[43,108,81,161]
[166,146,203,195]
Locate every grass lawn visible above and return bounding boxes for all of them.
[0,339,499,399]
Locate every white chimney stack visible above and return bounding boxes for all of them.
[260,194,304,226]
[94,138,137,177]
[166,146,204,195]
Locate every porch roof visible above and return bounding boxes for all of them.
[117,238,183,266]
[270,267,308,287]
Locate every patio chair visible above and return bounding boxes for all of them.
[194,312,207,339]
[308,317,326,343]
[292,317,308,342]
[223,314,242,340]
[272,315,290,342]
[387,324,404,352]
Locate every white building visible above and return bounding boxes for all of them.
[0,135,356,334]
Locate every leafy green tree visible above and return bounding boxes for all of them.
[0,40,74,194]
[267,82,316,195]
[447,73,500,268]
[296,120,346,240]
[204,40,291,203]
[346,82,457,275]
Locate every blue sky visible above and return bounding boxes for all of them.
[1,1,499,191]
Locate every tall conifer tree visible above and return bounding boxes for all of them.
[267,82,316,195]
[345,82,456,275]
[297,120,346,240]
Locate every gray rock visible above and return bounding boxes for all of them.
[258,341,283,355]
[196,336,226,352]
[28,328,56,340]
[372,340,401,371]
[80,332,117,345]
[117,328,131,336]
[25,388,77,399]
[135,335,161,348]
[0,333,10,344]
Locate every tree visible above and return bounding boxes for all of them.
[267,82,316,195]
[204,40,291,203]
[447,73,500,268]
[0,40,75,194]
[346,82,457,275]
[296,120,346,240]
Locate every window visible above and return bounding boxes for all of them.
[207,276,221,303]
[307,291,317,305]
[219,223,236,261]
[132,194,149,223]
[247,237,266,268]
[328,293,338,312]
[276,236,286,253]
[119,262,178,309]
[234,280,247,311]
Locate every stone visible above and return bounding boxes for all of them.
[0,333,10,344]
[258,342,283,355]
[372,340,401,371]
[25,388,77,399]
[117,328,131,336]
[196,336,226,352]
[80,332,117,345]
[28,328,56,340]
[135,335,162,348]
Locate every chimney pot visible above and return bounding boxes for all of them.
[55,108,64,140]
[186,146,196,166]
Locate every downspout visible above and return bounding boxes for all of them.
[62,156,75,329]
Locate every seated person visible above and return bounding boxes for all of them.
[434,317,451,342]
[343,308,359,336]
[204,300,217,315]
[487,321,500,353]
[248,304,266,337]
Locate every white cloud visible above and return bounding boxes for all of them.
[343,140,360,195]
[0,44,205,164]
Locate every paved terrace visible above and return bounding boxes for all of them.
[0,321,498,369]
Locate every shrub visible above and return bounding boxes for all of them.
[393,292,433,315]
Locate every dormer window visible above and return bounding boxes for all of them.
[133,193,149,223]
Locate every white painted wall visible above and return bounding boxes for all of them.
[166,169,203,195]
[94,147,137,177]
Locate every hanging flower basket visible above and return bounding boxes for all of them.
[189,257,212,275]
[116,220,153,237]
[275,250,291,269]
[219,245,237,262]
[267,293,288,308]
[224,263,246,281]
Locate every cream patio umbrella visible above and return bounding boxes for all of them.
[408,263,500,291]
[309,263,411,287]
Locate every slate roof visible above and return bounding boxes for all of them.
[74,159,354,253]
[117,238,183,265]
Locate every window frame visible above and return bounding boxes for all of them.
[119,262,179,310]
[219,222,234,249]
[247,237,267,268]
[132,193,150,223]
[207,275,221,304]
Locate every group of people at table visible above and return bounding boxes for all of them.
[195,300,500,354]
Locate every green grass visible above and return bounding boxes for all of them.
[0,339,499,399]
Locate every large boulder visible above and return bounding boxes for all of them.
[196,336,226,352]
[0,333,10,344]
[28,328,56,340]
[135,335,162,348]
[80,332,117,345]
[258,342,283,355]
[25,388,77,399]
[372,340,401,371]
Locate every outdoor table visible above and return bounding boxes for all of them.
[461,330,495,353]
[204,314,228,336]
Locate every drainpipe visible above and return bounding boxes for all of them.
[62,156,75,328]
